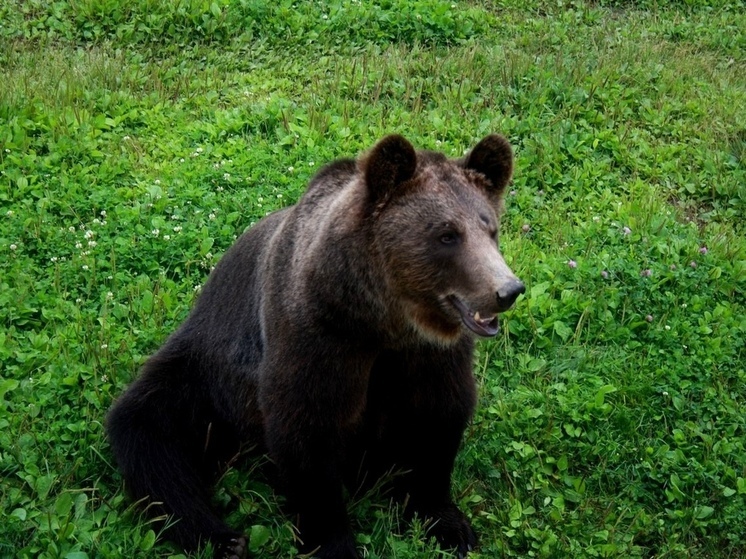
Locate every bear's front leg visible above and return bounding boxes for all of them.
[366,339,478,557]
[401,420,478,559]
[260,349,372,559]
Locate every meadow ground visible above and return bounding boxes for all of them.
[0,0,745,557]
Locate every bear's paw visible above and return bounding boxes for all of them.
[424,504,477,559]
[307,533,361,559]
[213,534,247,559]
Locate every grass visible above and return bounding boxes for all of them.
[1,0,745,557]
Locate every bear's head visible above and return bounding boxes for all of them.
[364,134,525,343]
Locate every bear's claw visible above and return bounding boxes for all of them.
[214,535,247,559]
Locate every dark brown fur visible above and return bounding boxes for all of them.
[106,134,524,559]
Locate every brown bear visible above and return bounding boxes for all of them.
[105,134,525,559]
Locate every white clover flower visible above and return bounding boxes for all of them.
[106,292,114,299]
[88,240,97,247]
[180,158,185,163]
[6,210,13,216]
[163,234,171,240]
[154,179,161,185]
[51,257,58,263]
[100,344,108,350]
[288,166,294,172]
[209,213,216,220]
[84,230,94,239]
[93,218,101,225]
[9,243,17,251]
[173,226,183,233]
[69,226,76,232]
[152,229,160,237]
[82,264,89,270]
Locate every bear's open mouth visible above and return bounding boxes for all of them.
[447,295,499,337]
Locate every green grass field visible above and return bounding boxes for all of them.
[1,0,745,557]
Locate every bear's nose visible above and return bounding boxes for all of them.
[496,279,525,311]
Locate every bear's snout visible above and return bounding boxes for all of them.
[496,279,525,312]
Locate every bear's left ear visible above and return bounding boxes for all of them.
[462,134,513,196]
[363,134,417,207]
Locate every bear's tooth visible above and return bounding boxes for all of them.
[474,311,481,322]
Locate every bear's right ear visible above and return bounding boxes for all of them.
[362,134,417,208]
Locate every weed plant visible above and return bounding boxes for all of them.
[0,0,745,557]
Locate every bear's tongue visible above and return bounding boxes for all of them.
[448,296,499,337]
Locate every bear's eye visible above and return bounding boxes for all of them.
[440,232,460,245]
